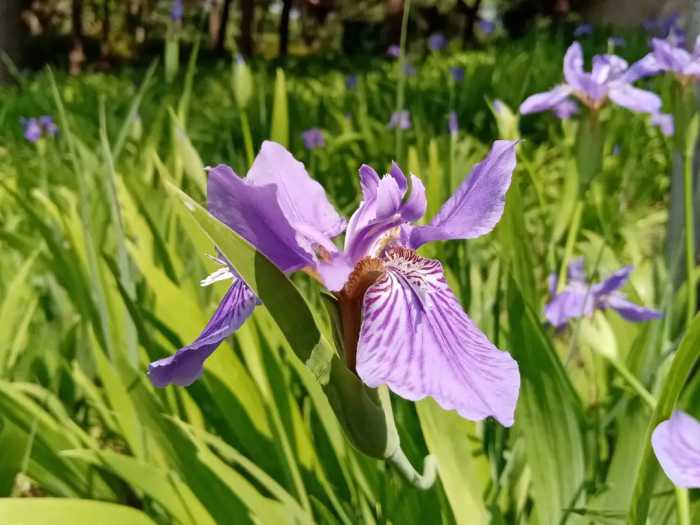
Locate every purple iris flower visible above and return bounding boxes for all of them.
[170,0,184,22]
[520,42,662,115]
[21,115,58,143]
[301,128,325,150]
[629,36,700,84]
[387,44,401,58]
[428,33,447,51]
[545,258,661,329]
[477,19,495,34]
[148,140,521,426]
[388,110,412,130]
[573,23,593,37]
[450,66,465,82]
[346,74,357,89]
[651,112,674,136]
[652,411,700,488]
[448,111,458,134]
[552,99,579,119]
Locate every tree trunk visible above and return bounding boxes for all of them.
[70,0,85,74]
[384,0,404,46]
[278,0,292,58]
[215,0,234,56]
[239,0,255,57]
[0,0,25,83]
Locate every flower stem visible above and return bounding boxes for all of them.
[675,487,690,525]
[557,200,583,292]
[683,116,698,327]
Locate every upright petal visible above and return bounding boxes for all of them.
[626,53,661,82]
[148,279,260,387]
[604,294,662,322]
[608,84,661,114]
[519,85,572,114]
[356,248,520,426]
[245,141,346,239]
[544,285,595,328]
[568,258,587,283]
[563,42,587,92]
[409,140,517,249]
[591,54,628,83]
[207,164,313,272]
[651,38,691,73]
[593,266,632,296]
[652,411,700,488]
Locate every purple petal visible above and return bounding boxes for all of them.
[593,266,632,296]
[552,99,579,119]
[23,118,42,143]
[356,248,520,426]
[207,164,313,273]
[608,84,661,114]
[652,37,691,73]
[245,141,346,240]
[519,85,572,114]
[568,257,586,283]
[591,54,629,83]
[652,411,700,488]
[626,53,661,82]
[408,140,517,249]
[148,279,259,387]
[605,294,662,322]
[563,42,587,92]
[652,112,674,137]
[544,284,594,328]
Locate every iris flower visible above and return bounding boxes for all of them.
[21,115,58,143]
[301,128,325,150]
[387,45,401,58]
[573,23,593,37]
[519,42,661,116]
[428,33,447,52]
[149,140,521,426]
[630,36,700,84]
[477,19,495,35]
[450,67,465,82]
[652,411,700,488]
[545,258,661,329]
[170,0,183,22]
[388,110,412,130]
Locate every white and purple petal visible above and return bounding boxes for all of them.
[652,411,700,488]
[607,84,662,115]
[544,284,595,329]
[519,85,572,114]
[148,279,260,387]
[355,248,520,426]
[408,140,517,249]
[592,266,632,297]
[604,294,662,322]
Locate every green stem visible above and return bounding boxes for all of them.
[240,111,255,167]
[606,357,656,410]
[394,0,411,162]
[676,487,690,525]
[557,200,583,292]
[683,116,698,327]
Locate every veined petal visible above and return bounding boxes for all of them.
[652,411,700,488]
[245,141,346,239]
[608,84,661,114]
[356,248,520,426]
[148,279,260,387]
[207,164,313,273]
[604,294,662,322]
[519,85,572,114]
[408,140,517,249]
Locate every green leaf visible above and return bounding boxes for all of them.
[271,68,289,147]
[0,498,157,525]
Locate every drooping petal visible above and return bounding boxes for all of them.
[604,294,662,322]
[593,266,632,296]
[544,285,595,329]
[408,140,517,249]
[651,112,674,137]
[245,141,346,239]
[519,85,573,114]
[355,248,520,426]
[608,84,661,114]
[626,53,661,82]
[148,279,260,387]
[652,411,700,488]
[207,164,313,273]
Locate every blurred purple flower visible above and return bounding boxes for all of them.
[652,411,700,488]
[520,42,662,115]
[628,36,700,83]
[651,112,674,136]
[301,128,325,150]
[148,140,521,427]
[403,63,417,77]
[450,66,465,82]
[387,44,401,58]
[643,12,685,46]
[545,258,662,329]
[477,19,495,34]
[39,115,58,136]
[170,0,184,22]
[428,33,447,51]
[21,115,58,143]
[612,144,621,156]
[388,110,412,130]
[448,111,458,134]
[552,99,579,119]
[573,23,593,37]
[346,74,358,89]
